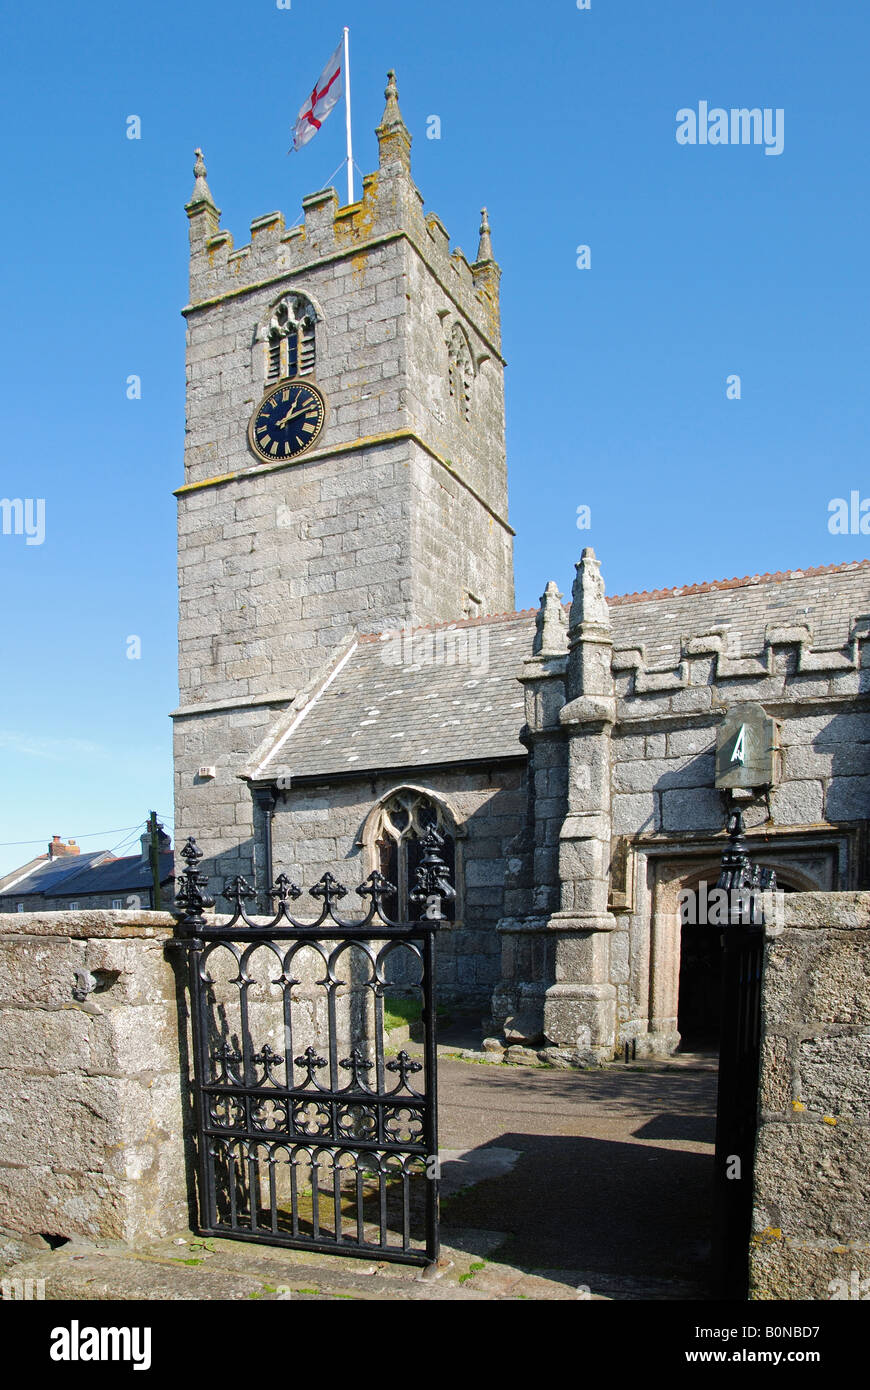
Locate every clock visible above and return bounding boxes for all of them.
[248,379,327,463]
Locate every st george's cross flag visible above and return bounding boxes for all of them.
[291,41,344,152]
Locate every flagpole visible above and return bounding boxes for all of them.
[343,26,354,205]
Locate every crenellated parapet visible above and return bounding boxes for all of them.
[183,72,501,351]
[612,616,870,706]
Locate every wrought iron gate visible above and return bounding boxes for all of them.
[712,811,771,1300]
[173,830,453,1267]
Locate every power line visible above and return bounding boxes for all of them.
[103,823,149,860]
[0,824,144,849]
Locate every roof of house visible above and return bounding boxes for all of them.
[252,560,870,785]
[0,851,174,901]
[40,853,175,898]
[0,853,48,893]
[0,850,111,898]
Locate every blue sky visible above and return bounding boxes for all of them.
[1,0,867,874]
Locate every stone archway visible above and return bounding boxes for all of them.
[650,852,821,1055]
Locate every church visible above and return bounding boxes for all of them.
[173,72,870,1065]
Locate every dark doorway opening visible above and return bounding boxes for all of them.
[678,922,723,1051]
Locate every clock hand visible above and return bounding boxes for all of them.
[276,400,317,429]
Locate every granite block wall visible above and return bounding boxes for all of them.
[750,891,870,1299]
[0,911,189,1245]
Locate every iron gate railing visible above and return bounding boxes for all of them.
[173,830,453,1267]
[713,810,773,1300]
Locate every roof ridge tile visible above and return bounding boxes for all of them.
[358,559,870,636]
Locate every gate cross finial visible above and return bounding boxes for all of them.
[293,1045,327,1086]
[340,1047,375,1090]
[386,1049,424,1088]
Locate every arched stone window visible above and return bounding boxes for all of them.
[372,789,457,922]
[263,293,317,382]
[447,322,474,422]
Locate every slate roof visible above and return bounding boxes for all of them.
[258,615,531,781]
[0,851,174,901]
[608,560,870,667]
[0,850,111,898]
[40,853,175,898]
[254,560,870,783]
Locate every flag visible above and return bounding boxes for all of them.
[291,41,344,152]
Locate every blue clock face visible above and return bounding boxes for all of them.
[248,380,326,462]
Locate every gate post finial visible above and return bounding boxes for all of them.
[409,825,455,921]
[174,836,215,928]
[717,809,767,926]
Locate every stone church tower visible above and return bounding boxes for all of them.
[172,73,514,881]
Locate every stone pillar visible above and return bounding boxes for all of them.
[0,910,190,1246]
[749,891,870,1299]
[543,548,618,1061]
[492,583,568,1042]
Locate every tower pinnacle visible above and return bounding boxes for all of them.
[476,207,495,264]
[185,147,219,217]
[377,70,412,170]
[380,70,403,129]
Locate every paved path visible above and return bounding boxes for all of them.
[437,1056,718,1299]
[2,1057,718,1301]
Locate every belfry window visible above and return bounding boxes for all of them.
[375,790,456,922]
[265,295,317,382]
[447,322,474,422]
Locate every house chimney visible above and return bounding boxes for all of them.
[49,835,80,858]
[140,822,172,863]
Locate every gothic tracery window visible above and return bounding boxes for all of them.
[375,790,456,922]
[266,294,317,382]
[447,322,474,422]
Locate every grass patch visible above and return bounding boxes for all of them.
[383,995,452,1033]
[458,1260,487,1285]
[384,995,422,1033]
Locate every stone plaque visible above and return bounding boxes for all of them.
[715,704,777,790]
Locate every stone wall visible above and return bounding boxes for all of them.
[750,891,870,1299]
[269,766,526,1006]
[0,910,189,1247]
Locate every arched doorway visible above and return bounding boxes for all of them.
[649,855,812,1058]
[674,865,799,1055]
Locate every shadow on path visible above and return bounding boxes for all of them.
[437,1058,718,1299]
